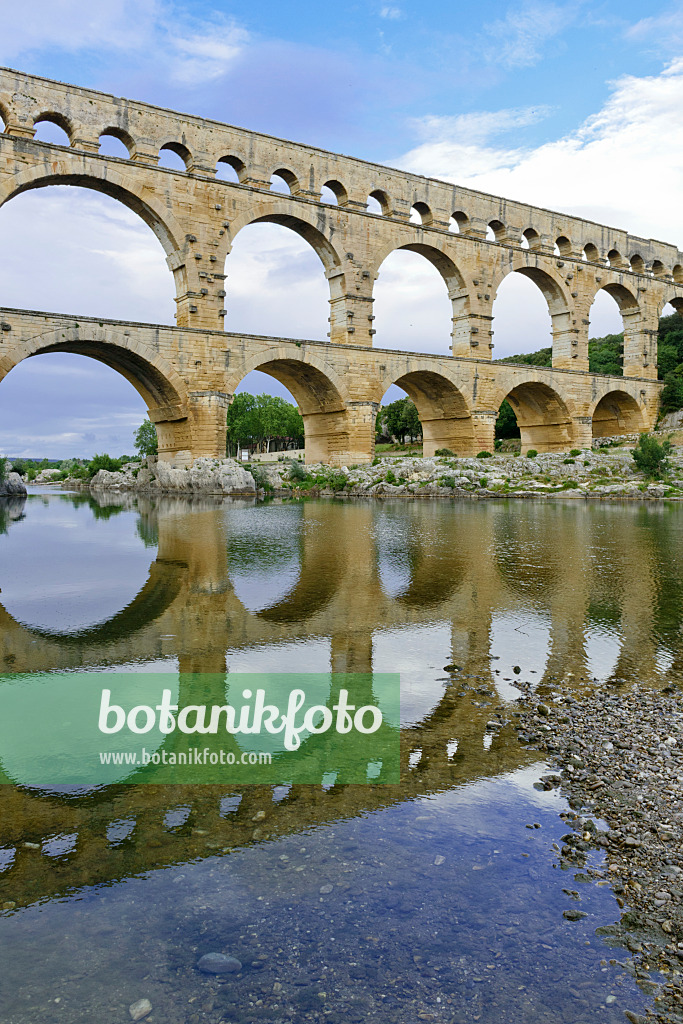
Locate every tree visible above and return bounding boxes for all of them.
[632,433,672,479]
[381,397,422,443]
[660,366,683,415]
[495,399,520,439]
[226,393,304,455]
[134,418,158,458]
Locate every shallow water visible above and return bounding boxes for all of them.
[1,491,681,1022]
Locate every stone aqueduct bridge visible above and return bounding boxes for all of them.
[1,68,682,461]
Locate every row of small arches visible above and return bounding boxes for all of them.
[2,109,682,282]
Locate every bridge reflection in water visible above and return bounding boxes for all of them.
[0,492,679,912]
[0,492,680,1023]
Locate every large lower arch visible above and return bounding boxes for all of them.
[0,328,192,460]
[227,350,359,465]
[591,390,646,437]
[499,381,574,453]
[384,370,475,457]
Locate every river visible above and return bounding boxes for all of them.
[1,490,681,1023]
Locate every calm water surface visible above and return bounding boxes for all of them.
[1,491,682,1023]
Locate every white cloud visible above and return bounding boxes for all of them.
[625,6,683,53]
[0,1,249,84]
[396,59,683,245]
[166,21,250,85]
[481,1,576,69]
[380,6,403,19]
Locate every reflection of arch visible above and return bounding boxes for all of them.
[0,162,184,257]
[591,390,645,437]
[497,380,574,453]
[0,557,185,648]
[378,369,474,457]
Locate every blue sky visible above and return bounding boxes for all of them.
[2,0,683,457]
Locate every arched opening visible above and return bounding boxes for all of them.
[589,284,640,374]
[321,179,347,206]
[584,243,601,263]
[673,264,683,285]
[158,143,191,171]
[449,211,469,233]
[99,129,133,159]
[494,397,520,450]
[372,245,461,356]
[501,382,574,453]
[0,106,7,133]
[0,352,148,461]
[631,254,646,274]
[491,271,554,361]
[0,330,188,462]
[216,155,246,183]
[376,384,422,454]
[231,358,345,464]
[592,391,644,437]
[270,168,298,194]
[0,185,175,322]
[607,248,626,269]
[227,370,305,460]
[487,220,506,242]
[366,189,390,215]
[409,202,432,227]
[522,228,541,251]
[33,114,71,146]
[224,220,333,339]
[378,371,473,457]
[652,259,666,279]
[555,236,572,257]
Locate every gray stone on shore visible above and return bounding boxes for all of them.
[0,472,27,497]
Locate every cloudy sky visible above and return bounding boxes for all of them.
[1,0,683,456]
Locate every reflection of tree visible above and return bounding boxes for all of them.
[638,507,683,646]
[136,515,158,549]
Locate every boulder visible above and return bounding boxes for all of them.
[0,472,27,496]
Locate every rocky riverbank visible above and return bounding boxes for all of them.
[64,438,683,501]
[510,684,683,1024]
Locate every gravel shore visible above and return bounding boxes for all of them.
[511,682,683,1023]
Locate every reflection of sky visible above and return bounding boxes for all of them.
[0,497,154,633]
[585,625,622,681]
[373,623,450,727]
[225,505,301,613]
[489,610,551,697]
[375,513,413,599]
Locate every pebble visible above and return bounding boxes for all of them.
[197,952,242,974]
[128,998,152,1021]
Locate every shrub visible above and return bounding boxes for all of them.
[251,466,273,491]
[479,477,488,487]
[563,458,575,465]
[87,453,123,478]
[438,475,456,488]
[494,439,502,451]
[435,448,456,457]
[289,459,308,483]
[476,450,493,459]
[0,456,6,483]
[632,433,672,479]
[327,472,347,492]
[570,449,581,457]
[526,449,538,458]
[385,469,398,485]
[11,460,26,477]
